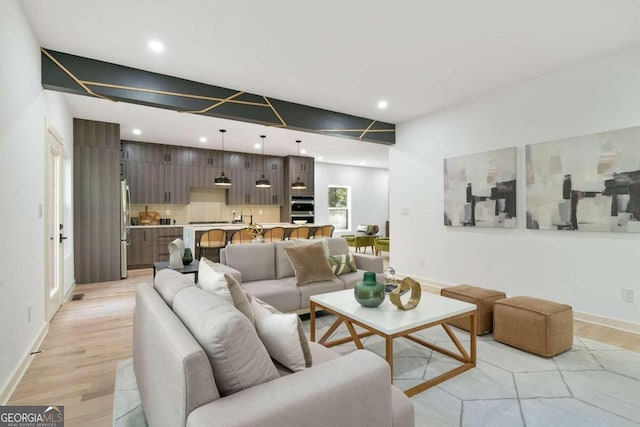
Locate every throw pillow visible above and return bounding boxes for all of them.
[198,257,233,305]
[173,287,279,397]
[327,253,357,276]
[223,273,255,324]
[292,237,330,256]
[283,243,336,285]
[250,297,312,371]
[199,258,254,323]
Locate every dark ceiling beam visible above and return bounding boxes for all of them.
[41,48,395,145]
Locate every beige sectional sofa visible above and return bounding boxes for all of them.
[217,237,384,313]
[133,270,414,427]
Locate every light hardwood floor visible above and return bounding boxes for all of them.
[9,267,640,426]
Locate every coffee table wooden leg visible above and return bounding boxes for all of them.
[470,311,477,366]
[310,301,316,342]
[318,317,344,345]
[344,320,364,349]
[386,336,394,383]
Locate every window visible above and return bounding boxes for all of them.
[328,185,351,231]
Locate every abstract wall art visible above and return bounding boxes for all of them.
[526,126,640,232]
[444,147,516,228]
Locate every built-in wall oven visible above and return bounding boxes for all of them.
[290,195,315,224]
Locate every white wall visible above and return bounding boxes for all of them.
[390,45,640,326]
[314,163,389,237]
[0,0,73,397]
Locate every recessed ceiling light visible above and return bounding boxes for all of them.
[377,100,388,109]
[317,156,324,161]
[360,161,366,166]
[148,40,164,53]
[199,137,207,143]
[300,149,307,154]
[132,128,142,135]
[254,143,262,149]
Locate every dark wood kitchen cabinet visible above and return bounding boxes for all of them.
[74,119,121,284]
[127,226,184,269]
[122,141,191,204]
[190,147,221,188]
[286,155,314,196]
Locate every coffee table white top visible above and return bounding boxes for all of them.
[311,289,476,335]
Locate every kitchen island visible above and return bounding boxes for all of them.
[183,223,327,257]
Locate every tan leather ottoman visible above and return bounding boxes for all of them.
[493,296,573,357]
[440,285,506,335]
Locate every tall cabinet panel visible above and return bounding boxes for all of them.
[74,119,121,284]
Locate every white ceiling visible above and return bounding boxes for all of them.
[21,0,640,168]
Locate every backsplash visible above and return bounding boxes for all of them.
[131,188,281,225]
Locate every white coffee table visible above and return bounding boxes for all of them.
[310,289,477,397]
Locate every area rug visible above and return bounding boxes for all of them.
[112,358,147,427]
[113,316,640,427]
[306,314,640,427]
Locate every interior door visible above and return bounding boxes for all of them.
[45,124,64,321]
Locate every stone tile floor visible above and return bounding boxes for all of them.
[304,313,640,427]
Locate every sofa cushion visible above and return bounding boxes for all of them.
[284,243,336,285]
[198,257,233,304]
[225,243,276,282]
[327,237,350,256]
[241,280,301,313]
[274,240,295,279]
[172,286,279,396]
[279,276,346,309]
[337,270,385,289]
[250,297,312,372]
[327,253,357,276]
[153,268,195,307]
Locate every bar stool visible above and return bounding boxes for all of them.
[263,227,285,242]
[313,225,334,238]
[198,229,227,261]
[230,228,254,244]
[288,226,310,239]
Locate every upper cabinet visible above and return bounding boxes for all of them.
[122,141,304,206]
[122,141,191,204]
[286,156,314,196]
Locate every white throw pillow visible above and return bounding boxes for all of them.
[198,257,233,304]
[250,297,312,372]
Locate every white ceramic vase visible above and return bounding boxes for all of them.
[168,238,185,269]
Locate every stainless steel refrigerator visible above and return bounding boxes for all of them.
[120,180,130,278]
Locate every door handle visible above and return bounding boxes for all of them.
[60,235,68,243]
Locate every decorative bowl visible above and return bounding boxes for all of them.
[293,220,308,225]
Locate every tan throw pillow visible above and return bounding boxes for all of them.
[292,237,330,256]
[250,297,312,371]
[283,243,336,285]
[327,253,357,276]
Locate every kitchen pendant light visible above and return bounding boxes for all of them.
[214,129,232,186]
[255,135,271,188]
[291,140,306,190]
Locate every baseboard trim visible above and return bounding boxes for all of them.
[0,322,49,405]
[396,273,640,336]
[573,311,640,335]
[63,280,77,303]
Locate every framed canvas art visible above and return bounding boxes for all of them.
[526,126,640,232]
[444,147,516,228]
